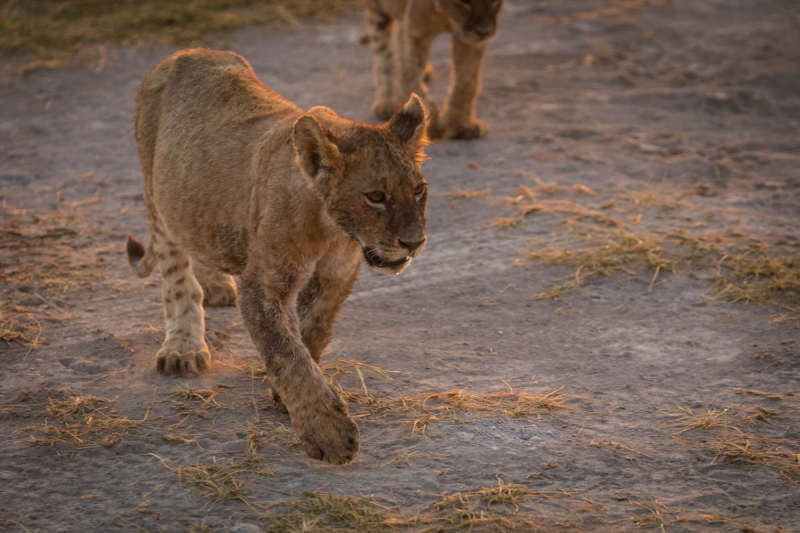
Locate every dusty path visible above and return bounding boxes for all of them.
[1,1,799,531]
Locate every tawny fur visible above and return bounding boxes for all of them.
[129,48,430,465]
[363,0,503,140]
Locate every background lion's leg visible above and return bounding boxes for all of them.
[192,260,238,307]
[395,20,440,135]
[440,38,488,140]
[153,237,210,377]
[365,3,400,121]
[422,62,436,83]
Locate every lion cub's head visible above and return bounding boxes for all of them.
[293,95,430,275]
[438,0,504,44]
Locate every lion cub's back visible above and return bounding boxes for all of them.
[133,49,300,273]
[133,48,297,180]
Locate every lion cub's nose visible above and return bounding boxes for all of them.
[399,239,425,253]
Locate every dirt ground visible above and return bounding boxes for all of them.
[2,1,799,531]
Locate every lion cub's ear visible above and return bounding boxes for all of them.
[387,94,428,149]
[293,115,342,181]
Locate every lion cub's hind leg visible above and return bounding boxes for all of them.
[155,240,210,377]
[193,260,238,307]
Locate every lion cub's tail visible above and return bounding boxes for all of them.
[126,235,157,278]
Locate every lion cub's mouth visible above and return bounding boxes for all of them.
[362,248,410,269]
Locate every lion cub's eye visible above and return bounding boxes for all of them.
[366,191,386,203]
[414,183,426,196]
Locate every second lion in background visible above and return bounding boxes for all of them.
[363,0,503,140]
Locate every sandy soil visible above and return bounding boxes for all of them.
[1,1,799,531]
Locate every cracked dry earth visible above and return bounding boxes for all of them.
[1,1,800,531]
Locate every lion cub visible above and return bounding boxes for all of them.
[364,0,503,140]
[127,48,429,465]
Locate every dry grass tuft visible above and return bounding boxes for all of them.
[771,310,800,328]
[45,395,110,421]
[166,384,223,412]
[0,312,33,346]
[153,459,568,533]
[731,388,789,402]
[662,406,746,435]
[263,481,561,532]
[516,176,599,198]
[23,413,143,449]
[168,385,220,403]
[514,199,623,228]
[246,421,300,448]
[177,463,252,504]
[499,176,799,308]
[152,453,275,507]
[242,365,580,433]
[439,188,493,199]
[0,311,45,355]
[436,480,532,512]
[710,244,800,305]
[17,392,149,449]
[704,434,797,470]
[352,385,576,431]
[665,401,800,482]
[319,358,404,389]
[630,500,680,530]
[523,220,798,306]
[426,480,570,532]
[265,491,389,533]
[528,229,677,299]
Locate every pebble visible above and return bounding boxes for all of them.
[690,401,704,409]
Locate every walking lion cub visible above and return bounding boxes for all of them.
[128,48,429,465]
[363,0,504,140]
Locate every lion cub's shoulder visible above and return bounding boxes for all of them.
[140,48,254,92]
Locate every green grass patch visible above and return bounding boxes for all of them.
[0,0,359,61]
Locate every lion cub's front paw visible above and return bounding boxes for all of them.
[373,100,403,121]
[156,346,210,377]
[293,400,360,465]
[201,278,238,307]
[445,119,488,140]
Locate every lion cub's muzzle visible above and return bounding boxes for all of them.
[363,248,411,269]
[362,238,426,275]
